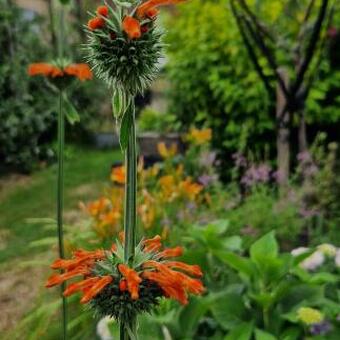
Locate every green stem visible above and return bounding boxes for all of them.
[58,90,67,340]
[121,100,138,340]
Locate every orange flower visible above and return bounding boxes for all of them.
[143,235,162,253]
[63,277,101,297]
[122,16,141,39]
[64,64,93,81]
[111,166,125,184]
[88,17,105,30]
[145,7,160,19]
[80,276,113,303]
[180,178,203,201]
[137,0,186,19]
[158,246,183,258]
[28,63,63,78]
[165,261,203,277]
[118,264,142,300]
[87,197,110,216]
[97,5,109,17]
[46,267,90,288]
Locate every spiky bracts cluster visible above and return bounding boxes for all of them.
[46,235,204,323]
[85,2,164,95]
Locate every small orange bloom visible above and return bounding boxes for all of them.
[97,5,109,17]
[137,0,186,19]
[118,264,142,300]
[46,267,90,288]
[88,17,105,30]
[143,235,162,253]
[28,63,63,78]
[63,277,101,297]
[158,246,183,259]
[64,64,93,81]
[122,16,141,39]
[87,197,110,216]
[111,166,125,184]
[146,7,160,19]
[165,261,203,277]
[80,276,113,303]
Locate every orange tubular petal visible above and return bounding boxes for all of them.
[158,246,183,259]
[143,235,162,252]
[63,277,101,297]
[80,276,113,304]
[165,261,203,277]
[88,17,105,31]
[122,16,141,39]
[28,63,63,78]
[96,5,109,17]
[137,0,186,18]
[46,268,89,288]
[118,264,142,300]
[64,64,93,81]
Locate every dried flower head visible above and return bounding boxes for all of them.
[46,235,204,322]
[85,1,186,95]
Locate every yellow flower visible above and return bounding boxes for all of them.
[317,244,337,257]
[297,307,324,325]
[157,142,177,159]
[159,175,178,201]
[180,178,203,201]
[187,128,212,145]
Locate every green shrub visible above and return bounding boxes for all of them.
[0,3,55,172]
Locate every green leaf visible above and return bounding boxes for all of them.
[179,297,209,338]
[280,327,301,340]
[209,291,246,330]
[119,107,132,151]
[222,236,242,251]
[250,231,278,266]
[254,329,277,340]
[63,93,80,125]
[214,251,255,278]
[224,322,253,340]
[112,87,129,118]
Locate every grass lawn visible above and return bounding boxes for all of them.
[0,146,122,263]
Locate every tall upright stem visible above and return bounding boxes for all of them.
[121,100,138,339]
[58,90,67,340]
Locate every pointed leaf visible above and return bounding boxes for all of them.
[63,93,80,125]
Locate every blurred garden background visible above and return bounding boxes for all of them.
[0,0,340,339]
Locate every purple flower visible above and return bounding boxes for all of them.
[310,321,332,336]
[232,152,247,168]
[198,174,218,187]
[297,151,312,163]
[241,163,271,187]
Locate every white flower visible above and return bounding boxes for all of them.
[97,316,114,340]
[335,249,340,268]
[300,251,325,271]
[317,244,337,257]
[291,247,309,257]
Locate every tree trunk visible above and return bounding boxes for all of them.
[298,112,308,153]
[276,68,291,186]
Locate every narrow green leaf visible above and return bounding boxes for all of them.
[119,106,132,151]
[63,93,80,125]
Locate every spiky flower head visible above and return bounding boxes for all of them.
[46,234,204,325]
[85,0,184,96]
